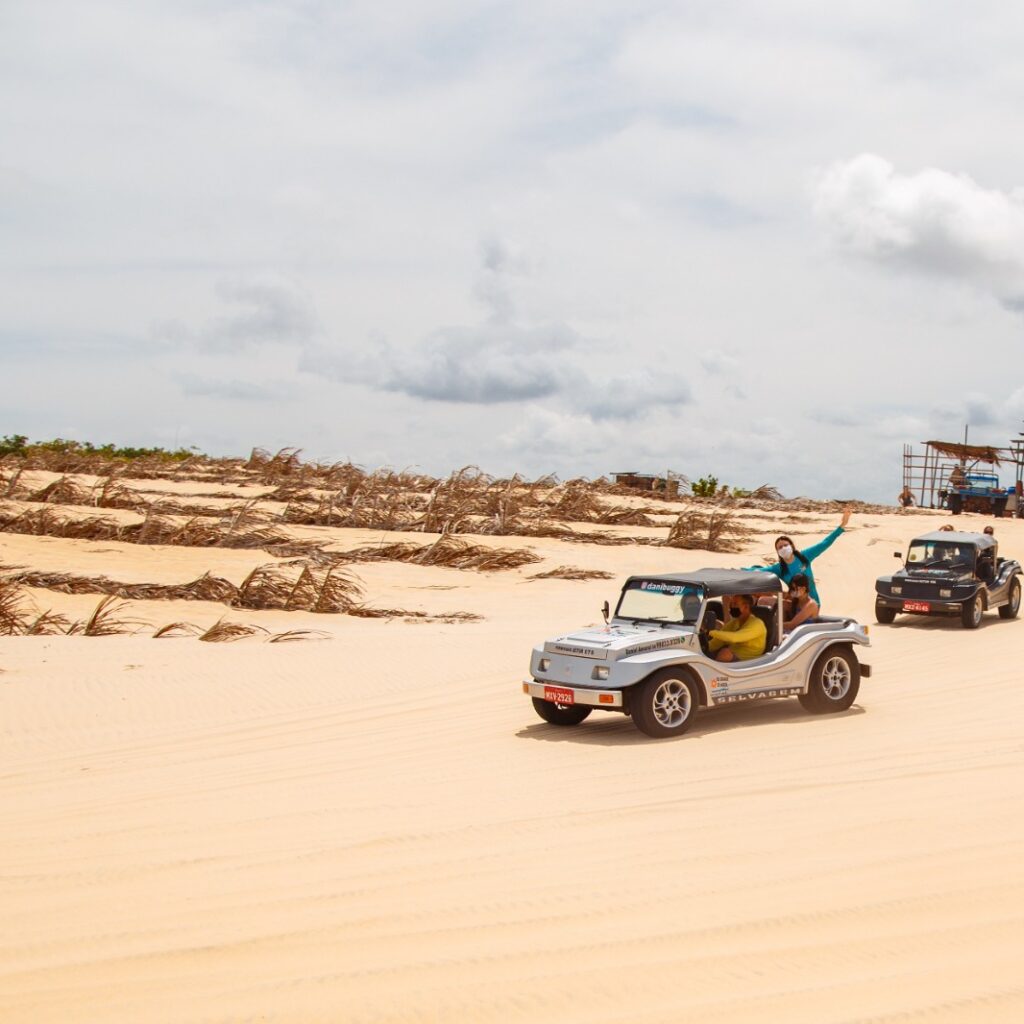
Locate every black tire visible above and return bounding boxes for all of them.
[798,645,860,714]
[949,495,963,515]
[875,599,897,624]
[629,668,700,738]
[960,593,984,629]
[531,696,592,726]
[999,576,1021,619]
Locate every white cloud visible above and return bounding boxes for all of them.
[176,373,294,401]
[814,154,1024,309]
[156,279,317,351]
[5,4,1024,503]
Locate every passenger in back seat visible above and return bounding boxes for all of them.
[783,574,819,633]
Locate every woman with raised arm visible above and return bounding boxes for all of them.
[749,507,851,608]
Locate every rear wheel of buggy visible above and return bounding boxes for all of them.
[875,599,897,624]
[630,669,700,738]
[998,577,1021,619]
[531,697,591,726]
[961,593,984,629]
[799,645,860,714]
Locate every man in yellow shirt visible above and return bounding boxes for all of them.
[707,593,767,662]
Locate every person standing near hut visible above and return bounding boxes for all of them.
[747,507,851,607]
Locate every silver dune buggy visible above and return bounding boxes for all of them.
[522,569,872,739]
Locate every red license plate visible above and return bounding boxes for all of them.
[903,600,930,613]
[543,686,575,705]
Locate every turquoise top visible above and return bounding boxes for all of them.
[748,526,844,605]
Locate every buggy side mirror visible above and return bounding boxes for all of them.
[601,600,610,624]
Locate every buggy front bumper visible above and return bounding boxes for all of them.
[523,680,624,708]
[875,595,964,615]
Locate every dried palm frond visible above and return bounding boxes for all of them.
[311,567,363,613]
[558,530,639,545]
[178,572,240,602]
[27,476,92,504]
[266,628,328,643]
[4,568,242,606]
[92,476,146,510]
[528,566,615,581]
[0,506,119,539]
[234,563,363,613]
[665,510,751,553]
[497,518,573,539]
[593,505,657,527]
[411,465,492,533]
[346,534,540,572]
[545,481,606,523]
[23,609,72,635]
[2,467,24,498]
[153,621,202,638]
[0,579,27,634]
[252,447,304,483]
[348,604,482,622]
[198,618,268,642]
[68,596,141,636]
[236,565,294,610]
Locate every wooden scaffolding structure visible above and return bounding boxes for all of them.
[902,437,1024,509]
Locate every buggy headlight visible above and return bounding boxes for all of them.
[538,658,550,672]
[940,589,952,598]
[891,586,902,595]
[592,666,609,681]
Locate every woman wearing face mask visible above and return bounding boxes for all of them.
[783,574,819,631]
[750,507,851,607]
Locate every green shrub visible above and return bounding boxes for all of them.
[691,475,720,497]
[0,435,199,461]
[0,434,28,457]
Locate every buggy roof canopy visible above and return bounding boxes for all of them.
[624,569,784,597]
[923,440,1005,465]
[913,531,996,549]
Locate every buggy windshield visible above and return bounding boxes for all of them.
[906,540,975,571]
[616,580,705,624]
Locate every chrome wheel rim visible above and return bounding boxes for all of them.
[972,597,982,625]
[1012,584,1020,613]
[653,678,691,728]
[821,657,851,700]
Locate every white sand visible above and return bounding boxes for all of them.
[2,508,1023,1022]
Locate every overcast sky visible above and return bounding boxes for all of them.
[3,1,1024,501]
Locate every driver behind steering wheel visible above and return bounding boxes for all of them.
[702,594,767,662]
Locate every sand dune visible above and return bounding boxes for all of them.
[3,504,1023,1022]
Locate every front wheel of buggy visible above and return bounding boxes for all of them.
[531,697,591,726]
[999,577,1021,619]
[799,645,860,714]
[875,600,897,624]
[629,669,700,738]
[961,594,983,629]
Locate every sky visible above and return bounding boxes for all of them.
[3,1,1024,502]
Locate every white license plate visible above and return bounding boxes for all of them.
[543,686,575,705]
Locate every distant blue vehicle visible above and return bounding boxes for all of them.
[946,471,1008,516]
